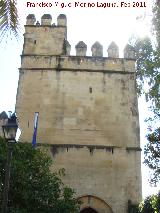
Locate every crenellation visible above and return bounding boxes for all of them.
[57,14,67,26]
[26,14,36,25]
[91,41,103,57]
[41,14,52,25]
[75,41,87,56]
[124,44,135,59]
[107,41,119,58]
[25,15,136,60]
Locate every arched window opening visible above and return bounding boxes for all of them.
[80,207,98,213]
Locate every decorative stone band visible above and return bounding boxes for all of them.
[20,55,136,72]
[126,147,142,152]
[36,143,142,157]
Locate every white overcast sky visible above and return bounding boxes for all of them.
[0,0,159,198]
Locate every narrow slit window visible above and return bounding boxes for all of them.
[89,87,92,93]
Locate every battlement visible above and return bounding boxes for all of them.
[26,13,67,26]
[24,14,135,60]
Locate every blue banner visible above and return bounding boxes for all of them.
[32,112,39,148]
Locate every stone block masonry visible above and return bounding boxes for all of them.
[16,14,142,213]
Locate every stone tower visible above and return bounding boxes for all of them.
[16,14,142,213]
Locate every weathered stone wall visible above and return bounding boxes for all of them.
[17,57,139,148]
[23,26,67,55]
[16,14,142,213]
[49,145,141,213]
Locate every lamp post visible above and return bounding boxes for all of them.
[2,113,18,213]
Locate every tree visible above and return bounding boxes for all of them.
[0,0,19,39]
[141,1,160,186]
[139,192,160,213]
[134,36,160,121]
[139,196,155,213]
[132,0,160,185]
[152,0,160,48]
[144,128,160,185]
[0,137,80,213]
[151,0,160,118]
[133,0,160,116]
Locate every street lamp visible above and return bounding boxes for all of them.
[2,113,18,213]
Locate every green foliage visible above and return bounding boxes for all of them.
[0,137,80,213]
[0,0,19,40]
[139,196,155,213]
[151,192,160,213]
[144,128,160,185]
[152,1,160,47]
[134,37,154,94]
[134,36,160,120]
[132,1,160,186]
[139,192,160,213]
[133,2,160,118]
